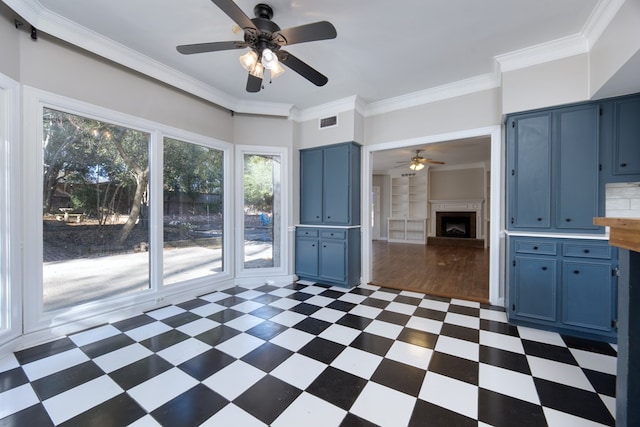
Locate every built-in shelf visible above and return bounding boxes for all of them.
[389,174,428,244]
[388,218,427,244]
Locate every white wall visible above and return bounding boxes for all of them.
[295,110,358,149]
[429,168,485,200]
[0,3,20,80]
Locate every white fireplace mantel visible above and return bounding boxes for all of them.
[429,199,484,239]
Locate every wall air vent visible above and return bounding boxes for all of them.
[319,115,338,129]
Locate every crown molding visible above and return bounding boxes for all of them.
[495,34,588,73]
[582,0,625,50]
[288,95,364,122]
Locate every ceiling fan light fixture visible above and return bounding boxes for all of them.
[239,50,258,72]
[261,48,279,70]
[409,162,425,171]
[250,61,264,78]
[269,60,285,79]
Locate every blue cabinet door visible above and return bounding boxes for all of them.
[613,96,640,175]
[512,256,557,322]
[319,240,346,283]
[323,144,351,224]
[562,260,616,332]
[555,105,600,230]
[509,113,552,229]
[300,148,324,224]
[295,238,319,277]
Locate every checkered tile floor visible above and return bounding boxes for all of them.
[1,282,617,426]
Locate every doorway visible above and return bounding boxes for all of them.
[362,126,503,306]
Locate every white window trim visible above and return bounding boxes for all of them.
[0,73,21,351]
[21,86,234,340]
[234,145,291,284]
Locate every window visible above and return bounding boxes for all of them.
[163,137,224,284]
[42,108,151,311]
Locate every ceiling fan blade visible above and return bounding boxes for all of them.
[177,41,247,54]
[426,160,445,165]
[211,0,257,31]
[246,73,262,93]
[274,21,337,46]
[277,50,328,86]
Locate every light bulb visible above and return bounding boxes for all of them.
[239,50,258,72]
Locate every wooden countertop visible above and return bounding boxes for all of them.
[593,217,640,252]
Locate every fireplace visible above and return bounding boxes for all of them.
[435,211,476,239]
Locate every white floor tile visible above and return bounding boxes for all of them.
[331,347,383,379]
[363,320,403,339]
[369,290,398,301]
[125,321,173,342]
[385,341,433,370]
[93,343,153,373]
[434,335,479,362]
[215,333,264,358]
[146,305,186,320]
[305,295,335,307]
[419,299,449,312]
[479,363,540,405]
[176,318,220,337]
[128,367,199,412]
[43,376,123,425]
[269,288,297,298]
[190,302,225,317]
[272,392,346,427]
[310,307,346,323]
[202,360,265,400]
[199,291,232,303]
[450,299,480,308]
[338,293,367,304]
[386,301,417,315]
[318,324,361,346]
[201,403,267,427]
[350,382,416,427]
[570,348,617,375]
[479,330,525,354]
[444,312,480,329]
[231,300,264,314]
[0,384,39,419]
[270,353,328,390]
[127,414,163,426]
[269,298,301,311]
[270,310,307,327]
[235,290,265,300]
[69,324,121,347]
[157,338,211,366]
[600,394,616,419]
[517,326,565,347]
[479,309,508,323]
[419,371,478,420]
[21,348,89,381]
[298,285,325,295]
[543,406,609,427]
[406,316,443,334]
[359,284,380,291]
[0,354,19,373]
[527,356,594,391]
[224,314,265,331]
[349,304,383,319]
[269,328,315,352]
[400,290,426,299]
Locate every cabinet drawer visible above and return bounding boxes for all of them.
[320,230,346,239]
[513,240,557,255]
[296,228,318,238]
[563,243,612,259]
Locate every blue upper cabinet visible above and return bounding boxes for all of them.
[300,142,361,226]
[507,104,601,233]
[600,94,640,183]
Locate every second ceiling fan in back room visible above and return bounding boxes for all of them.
[396,150,445,171]
[177,0,337,93]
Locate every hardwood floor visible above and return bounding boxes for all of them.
[370,240,490,303]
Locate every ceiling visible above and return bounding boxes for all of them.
[5,0,608,115]
[4,0,627,171]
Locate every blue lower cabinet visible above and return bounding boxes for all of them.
[508,236,618,341]
[295,227,360,287]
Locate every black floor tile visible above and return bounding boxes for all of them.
[397,328,438,349]
[349,332,393,356]
[320,289,345,299]
[376,310,411,326]
[241,342,293,373]
[479,345,531,375]
[393,295,423,306]
[139,329,190,352]
[299,337,346,364]
[327,300,358,312]
[245,320,289,340]
[233,375,302,425]
[0,403,54,427]
[336,314,373,331]
[13,337,77,365]
[307,366,367,411]
[428,352,479,386]
[561,335,617,356]
[478,388,547,427]
[340,412,379,426]
[176,298,209,310]
[249,304,284,319]
[290,302,321,316]
[207,308,245,324]
[288,291,314,302]
[371,359,426,396]
[360,297,390,309]
[161,311,202,328]
[31,361,104,400]
[294,317,332,335]
[253,284,280,293]
[379,287,402,294]
[151,384,228,427]
[111,314,155,332]
[251,293,282,305]
[60,392,146,427]
[0,367,29,393]
[348,288,375,297]
[522,340,577,365]
[412,307,446,321]
[195,325,241,346]
[216,295,248,307]
[440,324,479,343]
[409,399,476,427]
[583,368,616,397]
[448,305,480,318]
[80,333,136,358]
[534,378,615,425]
[177,348,235,381]
[480,319,520,336]
[108,354,173,390]
[219,286,250,295]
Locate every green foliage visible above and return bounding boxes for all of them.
[243,154,276,212]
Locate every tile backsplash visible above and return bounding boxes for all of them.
[606,182,640,218]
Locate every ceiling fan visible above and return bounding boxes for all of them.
[396,150,445,171]
[176,0,337,93]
